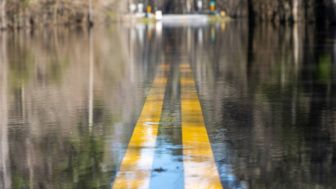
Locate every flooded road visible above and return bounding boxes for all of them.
[1,22,336,189]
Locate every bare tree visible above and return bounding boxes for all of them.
[88,0,93,25]
[0,0,6,29]
[292,0,299,21]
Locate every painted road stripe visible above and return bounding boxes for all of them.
[112,64,168,189]
[180,63,223,189]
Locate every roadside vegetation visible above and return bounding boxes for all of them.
[0,0,335,29]
[0,0,125,29]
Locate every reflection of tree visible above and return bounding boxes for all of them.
[0,23,163,188]
[0,32,11,189]
[180,22,336,188]
[62,132,107,188]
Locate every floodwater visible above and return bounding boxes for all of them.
[0,21,336,189]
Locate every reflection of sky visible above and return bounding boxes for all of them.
[216,143,247,189]
[150,139,184,189]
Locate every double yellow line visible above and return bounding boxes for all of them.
[113,63,222,189]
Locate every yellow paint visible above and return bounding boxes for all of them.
[113,64,168,189]
[147,5,152,14]
[210,5,215,11]
[180,63,223,189]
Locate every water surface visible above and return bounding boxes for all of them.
[0,22,336,189]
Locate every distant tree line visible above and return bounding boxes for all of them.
[158,0,336,25]
[0,0,123,29]
[245,0,336,25]
[0,0,335,29]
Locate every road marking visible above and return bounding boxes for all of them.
[180,63,223,189]
[113,64,168,189]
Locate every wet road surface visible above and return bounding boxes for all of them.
[1,22,336,189]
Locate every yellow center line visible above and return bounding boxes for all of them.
[180,63,223,189]
[112,64,169,189]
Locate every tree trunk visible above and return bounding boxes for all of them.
[54,0,59,24]
[292,0,299,21]
[0,0,6,29]
[88,0,93,25]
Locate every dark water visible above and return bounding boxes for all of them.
[0,21,336,189]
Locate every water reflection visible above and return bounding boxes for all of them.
[0,31,10,189]
[0,26,162,188]
[0,21,336,188]
[197,23,336,188]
